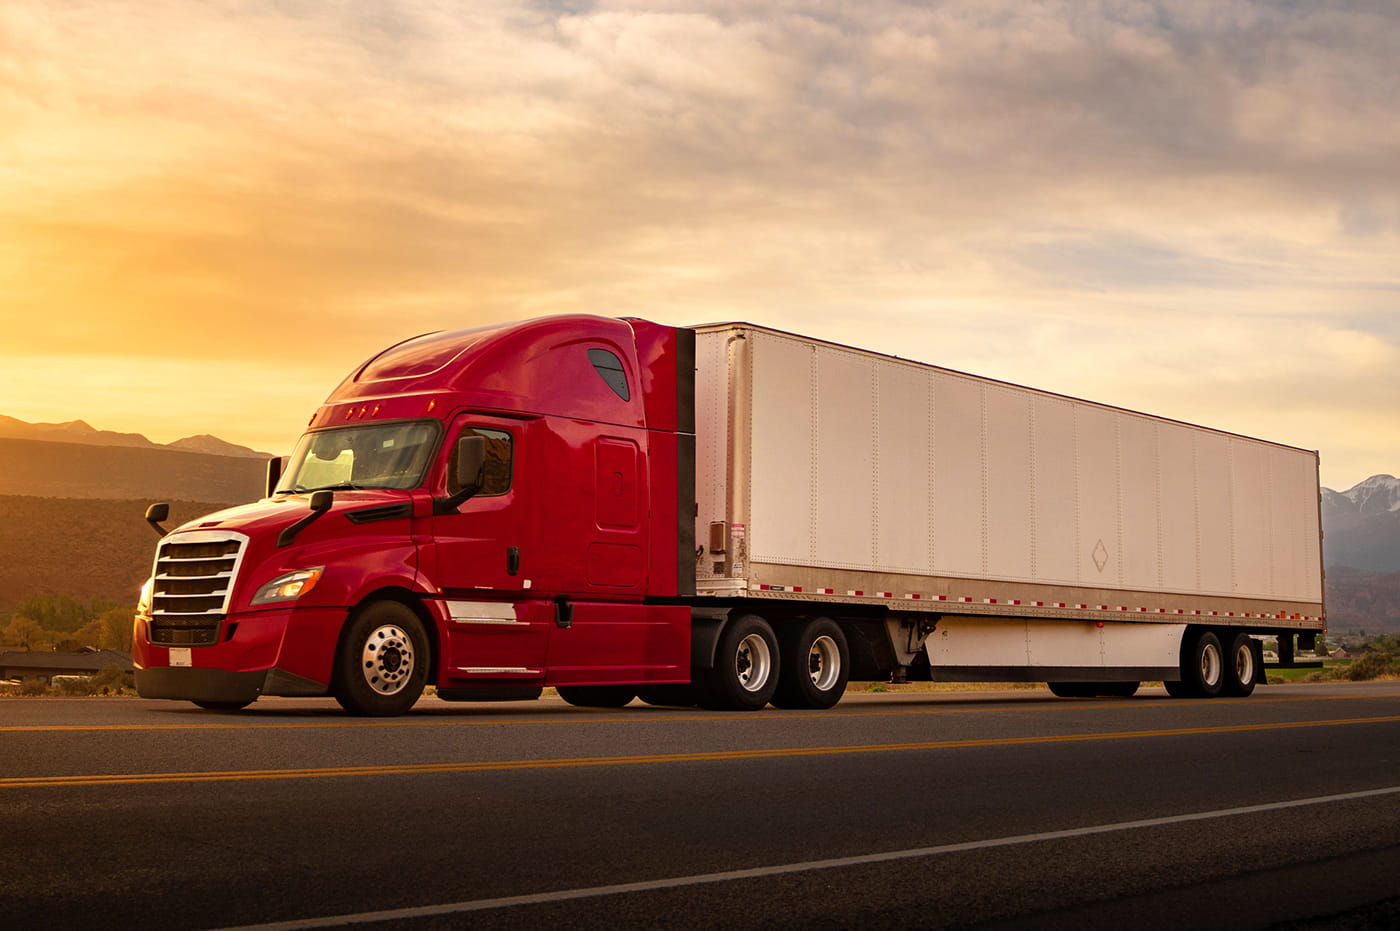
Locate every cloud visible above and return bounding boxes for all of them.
[0,0,1396,486]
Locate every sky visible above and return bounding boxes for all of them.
[1,0,1396,491]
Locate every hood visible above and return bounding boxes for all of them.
[169,490,415,538]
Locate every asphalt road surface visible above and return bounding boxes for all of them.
[3,682,1399,930]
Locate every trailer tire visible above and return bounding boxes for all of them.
[697,614,779,711]
[1164,679,1194,698]
[1221,633,1259,698]
[556,685,636,708]
[1174,629,1225,699]
[635,684,698,707]
[332,600,429,716]
[771,618,849,710]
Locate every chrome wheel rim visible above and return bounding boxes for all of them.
[1200,641,1223,688]
[735,633,773,692]
[361,624,415,695]
[1234,642,1254,685]
[807,635,840,691]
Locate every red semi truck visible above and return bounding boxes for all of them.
[134,315,1325,715]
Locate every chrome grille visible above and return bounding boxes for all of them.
[149,531,248,647]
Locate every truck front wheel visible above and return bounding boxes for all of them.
[772,618,849,709]
[697,615,779,711]
[333,600,429,716]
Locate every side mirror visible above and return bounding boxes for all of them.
[265,456,288,498]
[434,435,486,515]
[277,489,334,548]
[145,502,170,537]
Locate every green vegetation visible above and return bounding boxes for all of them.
[2,593,133,651]
[1274,634,1400,684]
[1,664,137,698]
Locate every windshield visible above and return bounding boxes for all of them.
[276,421,440,493]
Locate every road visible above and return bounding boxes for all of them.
[2,682,1398,930]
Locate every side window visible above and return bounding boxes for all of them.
[587,348,630,401]
[449,427,513,496]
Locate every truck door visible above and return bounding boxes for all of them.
[541,430,688,685]
[426,416,549,681]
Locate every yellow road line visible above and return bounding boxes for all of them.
[5,714,1398,789]
[2,690,1397,733]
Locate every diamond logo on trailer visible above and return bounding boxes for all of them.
[1092,539,1110,573]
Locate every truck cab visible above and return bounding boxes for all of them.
[133,315,695,714]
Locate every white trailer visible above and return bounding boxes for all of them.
[690,323,1324,700]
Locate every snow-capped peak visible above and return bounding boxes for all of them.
[1332,474,1400,516]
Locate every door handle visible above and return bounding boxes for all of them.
[507,546,521,577]
[554,595,573,629]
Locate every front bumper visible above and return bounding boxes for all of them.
[136,665,327,702]
[133,605,345,701]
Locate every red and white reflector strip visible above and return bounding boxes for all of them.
[745,581,1320,623]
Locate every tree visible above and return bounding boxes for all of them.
[73,619,104,648]
[97,606,134,651]
[14,594,87,633]
[2,616,55,650]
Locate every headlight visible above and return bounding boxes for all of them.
[136,577,154,618]
[250,567,325,606]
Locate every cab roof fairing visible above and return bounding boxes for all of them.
[311,315,661,431]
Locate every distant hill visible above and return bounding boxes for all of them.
[0,415,271,458]
[0,496,239,617]
[1324,565,1400,634]
[0,419,278,617]
[0,437,267,502]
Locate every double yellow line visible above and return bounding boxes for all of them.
[5,714,1398,789]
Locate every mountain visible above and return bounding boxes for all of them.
[0,437,267,502]
[0,415,271,458]
[0,496,236,617]
[1320,475,1400,573]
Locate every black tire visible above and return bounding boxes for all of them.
[1047,682,1095,698]
[556,685,636,708]
[696,614,780,711]
[191,699,254,711]
[635,684,698,707]
[1164,679,1195,698]
[1098,681,1140,698]
[1221,632,1259,698]
[771,619,849,709]
[332,600,430,716]
[1176,629,1225,699]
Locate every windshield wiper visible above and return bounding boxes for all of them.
[288,481,366,493]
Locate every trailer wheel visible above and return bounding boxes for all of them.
[697,614,779,711]
[191,699,254,711]
[1221,633,1259,698]
[772,618,849,709]
[1164,679,1193,698]
[556,685,636,708]
[332,600,429,716]
[635,684,698,707]
[1174,629,1225,699]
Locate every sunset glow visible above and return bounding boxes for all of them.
[2,1,1396,488]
